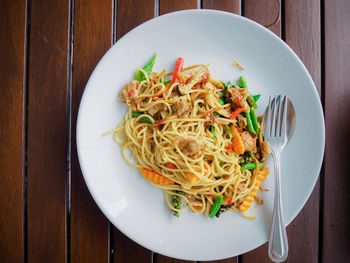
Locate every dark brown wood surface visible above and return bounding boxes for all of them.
[27,0,70,261]
[1,0,350,262]
[71,0,113,262]
[0,0,26,261]
[113,1,155,261]
[323,0,350,262]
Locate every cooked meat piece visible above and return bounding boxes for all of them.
[120,80,139,100]
[147,103,167,116]
[238,182,246,191]
[227,87,250,113]
[260,141,271,161]
[237,114,247,129]
[175,136,205,156]
[241,131,257,152]
[173,97,191,117]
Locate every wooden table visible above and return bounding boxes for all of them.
[1,0,349,262]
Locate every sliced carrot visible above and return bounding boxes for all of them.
[127,89,135,96]
[186,165,210,184]
[139,168,174,185]
[238,169,269,212]
[186,172,200,184]
[155,118,165,130]
[230,124,245,154]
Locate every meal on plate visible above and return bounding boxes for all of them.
[111,54,271,218]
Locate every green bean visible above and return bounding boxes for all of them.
[247,96,258,109]
[132,112,152,123]
[135,53,156,81]
[250,108,260,136]
[252,94,261,102]
[239,76,248,90]
[220,81,227,88]
[226,125,232,137]
[245,112,256,135]
[210,126,215,139]
[241,162,263,170]
[209,195,224,218]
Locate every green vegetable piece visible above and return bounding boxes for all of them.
[135,53,157,82]
[210,126,215,139]
[245,112,257,135]
[252,94,261,102]
[209,195,224,218]
[225,125,232,137]
[241,162,263,170]
[250,108,260,136]
[247,96,258,109]
[171,193,181,217]
[132,112,152,123]
[221,81,227,88]
[219,97,225,105]
[239,76,248,90]
[163,79,171,84]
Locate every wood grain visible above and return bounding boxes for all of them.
[70,0,113,262]
[0,0,26,261]
[241,1,280,261]
[27,0,70,261]
[112,1,155,261]
[283,0,321,262]
[243,0,281,36]
[116,0,155,40]
[202,0,240,14]
[159,0,198,14]
[323,0,350,262]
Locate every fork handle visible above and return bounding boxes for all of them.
[268,152,289,262]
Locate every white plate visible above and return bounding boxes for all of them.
[77,10,325,261]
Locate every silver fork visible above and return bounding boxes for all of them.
[263,95,289,262]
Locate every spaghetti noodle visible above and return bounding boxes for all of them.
[111,56,271,218]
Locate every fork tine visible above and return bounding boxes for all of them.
[275,95,283,137]
[270,96,278,137]
[263,96,272,137]
[280,95,288,138]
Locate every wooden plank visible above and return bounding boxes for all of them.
[154,3,199,262]
[70,0,113,262]
[283,1,321,262]
[112,0,155,262]
[153,4,198,263]
[26,0,70,261]
[202,0,240,14]
[116,0,156,40]
[323,0,350,262]
[242,1,322,262]
[243,0,281,36]
[0,0,26,261]
[199,4,240,263]
[241,1,280,261]
[159,0,198,14]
